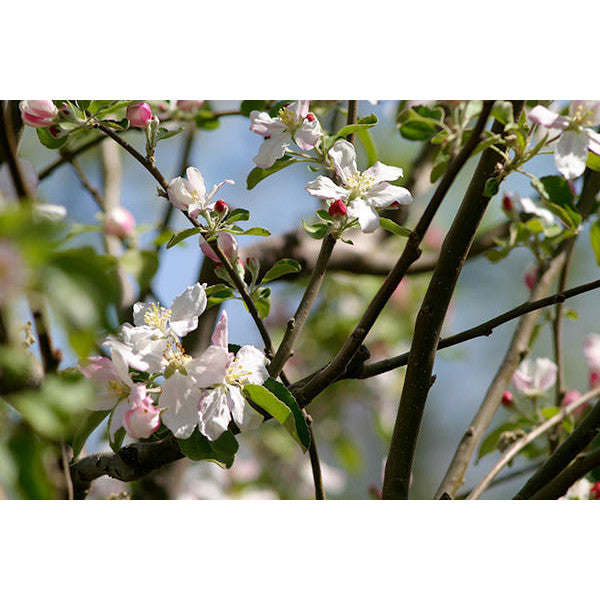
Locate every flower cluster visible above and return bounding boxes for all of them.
[79,283,268,442]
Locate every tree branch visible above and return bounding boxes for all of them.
[382,101,523,499]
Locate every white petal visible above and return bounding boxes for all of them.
[249,111,283,137]
[132,301,152,327]
[363,161,403,183]
[533,358,557,392]
[328,140,358,185]
[226,384,263,432]
[288,100,309,120]
[515,196,555,227]
[253,132,290,169]
[185,167,206,200]
[108,399,129,441]
[305,175,350,201]
[167,176,195,210]
[528,105,568,129]
[555,130,589,180]
[187,345,230,387]
[211,310,228,349]
[232,346,268,385]
[293,120,321,151]
[198,387,231,441]
[159,372,202,439]
[347,199,380,233]
[169,283,207,337]
[586,129,600,155]
[364,182,413,208]
[110,346,134,386]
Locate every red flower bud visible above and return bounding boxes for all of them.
[214,200,228,214]
[501,391,514,408]
[590,482,600,500]
[305,112,316,122]
[328,199,347,218]
[502,194,514,212]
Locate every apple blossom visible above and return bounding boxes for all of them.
[561,390,587,418]
[512,357,557,396]
[214,199,228,214]
[78,348,152,440]
[126,102,153,128]
[159,311,267,440]
[103,206,136,238]
[199,231,238,264]
[328,199,347,218]
[19,100,58,128]
[123,389,161,439]
[523,264,539,290]
[249,101,322,169]
[167,167,234,219]
[560,477,593,500]
[529,101,600,180]
[306,140,413,233]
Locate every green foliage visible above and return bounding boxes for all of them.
[37,127,67,149]
[246,156,298,190]
[332,114,378,142]
[302,219,329,239]
[262,259,302,284]
[379,217,411,238]
[195,110,220,130]
[589,220,600,265]
[240,100,268,117]
[166,227,203,249]
[177,429,239,468]
[70,410,110,460]
[398,105,444,141]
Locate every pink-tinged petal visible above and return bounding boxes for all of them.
[584,334,600,369]
[555,130,589,180]
[199,235,220,262]
[528,105,568,129]
[586,129,600,155]
[249,111,284,137]
[363,161,404,184]
[185,167,206,200]
[187,345,230,387]
[108,399,129,441]
[364,182,413,208]
[232,346,268,385]
[512,360,533,393]
[212,310,229,349]
[198,387,231,441]
[293,119,321,151]
[288,100,309,120]
[169,283,207,338]
[106,324,168,374]
[226,384,263,432]
[347,199,380,233]
[305,175,350,201]
[533,358,557,392]
[167,176,195,210]
[253,132,290,169]
[159,372,202,439]
[124,386,160,439]
[328,140,358,185]
[206,179,235,202]
[78,356,117,382]
[110,346,134,386]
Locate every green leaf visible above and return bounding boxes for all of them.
[586,152,600,172]
[70,410,110,460]
[262,259,302,284]
[538,176,575,207]
[225,208,250,223]
[240,100,268,117]
[236,226,271,236]
[37,128,67,149]
[195,110,220,130]
[247,156,298,190]
[166,227,203,249]
[252,286,271,318]
[379,217,411,237]
[156,126,184,141]
[491,101,515,125]
[356,127,378,166]
[334,114,378,140]
[302,219,329,239]
[541,407,561,420]
[484,176,501,197]
[316,209,333,222]
[263,378,311,451]
[400,120,438,141]
[177,429,238,467]
[109,427,126,453]
[590,220,600,265]
[477,421,521,462]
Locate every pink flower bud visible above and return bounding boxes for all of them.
[200,232,238,264]
[501,391,514,408]
[19,100,58,128]
[561,389,586,418]
[214,200,228,214]
[329,199,347,218]
[126,102,153,128]
[176,100,205,111]
[590,482,600,500]
[104,206,136,238]
[523,265,538,290]
[590,369,600,388]
[124,391,161,440]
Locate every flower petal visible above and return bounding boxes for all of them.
[108,399,129,441]
[211,310,228,349]
[555,130,589,180]
[231,346,268,385]
[528,105,568,129]
[159,372,202,439]
[187,345,230,387]
[198,387,231,441]
[167,176,195,211]
[305,175,349,202]
[294,120,321,151]
[364,182,413,208]
[363,161,403,183]
[586,129,600,155]
[169,283,207,337]
[347,199,380,233]
[185,167,206,200]
[249,111,284,137]
[584,334,600,369]
[253,131,290,169]
[328,140,358,185]
[533,358,558,392]
[226,384,263,432]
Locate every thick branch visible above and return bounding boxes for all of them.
[382,101,523,500]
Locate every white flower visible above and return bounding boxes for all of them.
[159,310,267,440]
[250,101,322,168]
[509,193,555,227]
[560,477,592,500]
[167,167,234,218]
[78,348,152,441]
[529,101,600,180]
[512,357,557,396]
[306,140,412,233]
[123,390,161,439]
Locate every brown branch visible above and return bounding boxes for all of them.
[382,101,523,500]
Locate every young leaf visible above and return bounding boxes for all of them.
[379,217,411,237]
[590,220,600,265]
[236,226,271,236]
[70,410,110,460]
[302,219,329,239]
[247,157,298,190]
[240,100,268,117]
[334,114,378,140]
[177,428,239,467]
[225,208,250,223]
[261,259,302,284]
[37,128,68,149]
[166,227,203,249]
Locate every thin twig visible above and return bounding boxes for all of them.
[467,386,600,499]
[305,413,325,500]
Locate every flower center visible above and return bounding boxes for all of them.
[572,104,595,128]
[278,106,300,131]
[345,172,375,198]
[225,360,252,386]
[107,379,129,400]
[144,303,171,331]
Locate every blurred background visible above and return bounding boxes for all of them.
[2,99,598,499]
